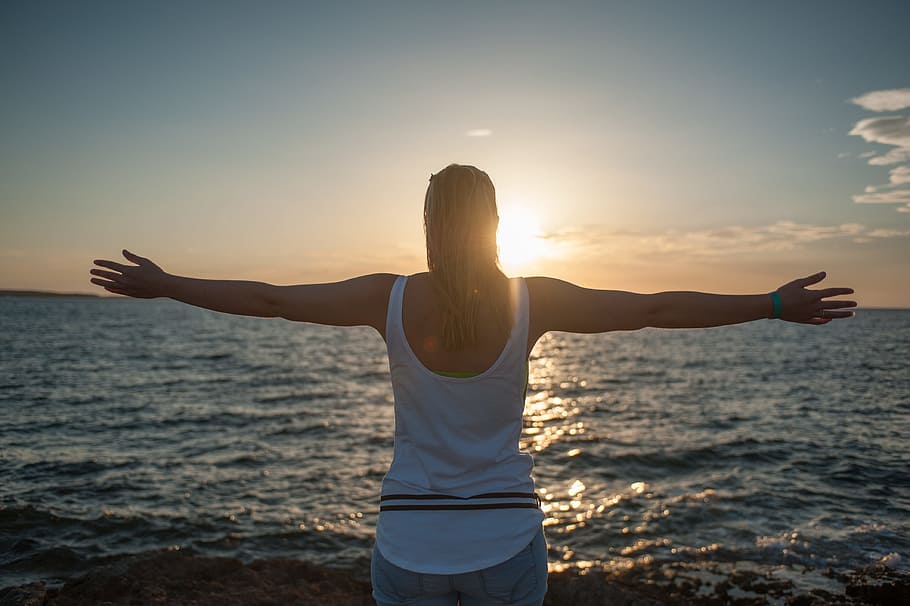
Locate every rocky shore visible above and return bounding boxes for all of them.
[1,549,907,606]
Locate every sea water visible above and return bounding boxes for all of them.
[1,297,908,593]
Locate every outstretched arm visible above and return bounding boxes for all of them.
[527,272,855,341]
[90,250,394,334]
[633,272,854,328]
[92,250,278,316]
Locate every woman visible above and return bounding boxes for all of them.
[90,164,856,606]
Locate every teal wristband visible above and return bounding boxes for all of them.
[770,291,782,319]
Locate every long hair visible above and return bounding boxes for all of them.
[423,164,511,351]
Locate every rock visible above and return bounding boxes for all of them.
[845,563,910,605]
[39,549,374,606]
[0,581,47,606]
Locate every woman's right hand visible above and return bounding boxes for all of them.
[775,271,855,325]
[89,250,170,298]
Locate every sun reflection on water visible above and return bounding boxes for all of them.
[524,333,685,575]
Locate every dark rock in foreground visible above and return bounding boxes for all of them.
[1,549,907,605]
[30,549,372,606]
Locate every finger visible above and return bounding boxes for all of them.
[90,269,124,281]
[90,277,123,289]
[795,271,826,288]
[819,310,854,319]
[812,287,854,300]
[91,268,136,285]
[93,259,130,272]
[122,249,148,265]
[818,300,857,309]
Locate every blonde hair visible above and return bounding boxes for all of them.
[424,164,511,350]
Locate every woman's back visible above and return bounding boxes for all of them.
[399,271,521,374]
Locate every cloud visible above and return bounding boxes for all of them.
[868,148,910,166]
[890,166,910,185]
[850,88,910,112]
[546,221,904,261]
[465,129,492,137]
[867,228,910,238]
[848,88,910,210]
[849,116,910,150]
[849,114,910,167]
[852,189,910,205]
[855,166,910,203]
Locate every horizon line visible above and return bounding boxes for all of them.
[1,288,907,311]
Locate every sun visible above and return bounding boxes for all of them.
[497,207,551,273]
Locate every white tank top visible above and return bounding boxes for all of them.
[375,274,544,574]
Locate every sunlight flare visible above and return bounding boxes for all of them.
[497,207,552,273]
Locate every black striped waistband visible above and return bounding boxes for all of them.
[380,492,542,511]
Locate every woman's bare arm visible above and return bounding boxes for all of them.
[90,250,395,335]
[527,272,855,342]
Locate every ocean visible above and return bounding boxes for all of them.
[1,296,908,596]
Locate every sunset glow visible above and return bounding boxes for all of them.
[497,207,553,274]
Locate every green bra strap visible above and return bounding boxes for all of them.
[433,362,530,387]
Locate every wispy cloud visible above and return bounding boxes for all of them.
[848,87,910,211]
[850,88,910,112]
[889,165,910,184]
[465,129,492,137]
[543,221,904,260]
[852,189,910,205]
[867,228,910,238]
[849,116,910,152]
[868,148,910,166]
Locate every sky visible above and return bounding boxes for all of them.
[2,1,909,306]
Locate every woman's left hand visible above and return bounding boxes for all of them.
[775,271,856,325]
[89,250,170,298]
